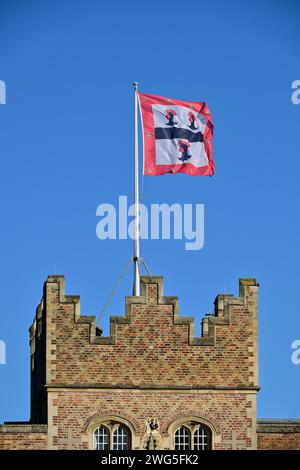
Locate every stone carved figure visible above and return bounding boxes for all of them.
[143,418,162,450]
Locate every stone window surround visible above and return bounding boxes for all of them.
[86,416,135,450]
[86,413,215,450]
[174,423,212,450]
[93,422,131,450]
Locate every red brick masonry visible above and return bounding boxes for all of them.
[257,420,300,450]
[0,276,299,449]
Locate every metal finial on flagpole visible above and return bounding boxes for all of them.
[133,81,140,296]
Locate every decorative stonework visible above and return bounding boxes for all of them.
[142,419,162,450]
[164,410,220,435]
[83,411,139,435]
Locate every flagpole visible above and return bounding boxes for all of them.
[133,81,140,296]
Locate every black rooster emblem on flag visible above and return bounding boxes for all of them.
[188,111,198,130]
[178,139,192,162]
[165,109,178,126]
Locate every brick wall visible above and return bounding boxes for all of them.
[2,274,299,450]
[26,275,259,449]
[1,274,298,450]
[257,420,300,450]
[0,425,47,450]
[35,275,259,390]
[45,389,256,449]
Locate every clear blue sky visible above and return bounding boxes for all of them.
[0,0,299,422]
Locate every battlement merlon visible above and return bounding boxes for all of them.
[29,274,259,390]
[29,275,259,348]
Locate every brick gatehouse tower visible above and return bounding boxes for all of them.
[0,275,299,449]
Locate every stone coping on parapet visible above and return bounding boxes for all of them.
[257,419,300,433]
[44,384,260,391]
[0,424,48,433]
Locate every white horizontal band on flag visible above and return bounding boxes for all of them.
[152,104,208,132]
[155,139,208,167]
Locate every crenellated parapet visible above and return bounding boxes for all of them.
[1,273,265,450]
[30,275,258,348]
[28,274,259,392]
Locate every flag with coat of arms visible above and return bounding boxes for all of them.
[138,92,214,176]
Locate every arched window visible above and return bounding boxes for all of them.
[93,422,131,450]
[94,425,109,450]
[174,426,191,450]
[174,422,212,450]
[112,425,130,450]
[193,425,210,450]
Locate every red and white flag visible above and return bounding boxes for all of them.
[138,92,214,176]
